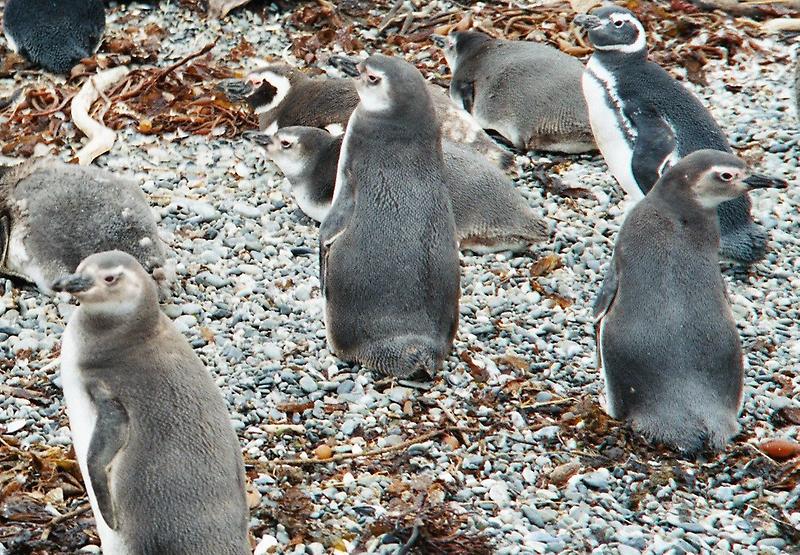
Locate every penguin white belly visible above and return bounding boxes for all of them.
[597,316,621,419]
[582,65,643,201]
[4,30,18,53]
[6,227,50,292]
[60,325,129,554]
[293,183,330,223]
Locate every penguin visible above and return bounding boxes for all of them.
[431,31,596,154]
[320,54,460,378]
[247,126,549,253]
[52,250,250,555]
[218,61,514,170]
[594,149,787,455]
[0,158,167,294]
[575,5,774,264]
[3,0,105,74]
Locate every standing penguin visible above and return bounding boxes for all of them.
[433,31,595,153]
[218,62,514,170]
[320,55,460,378]
[0,158,167,294]
[247,126,549,253]
[3,0,105,74]
[594,150,787,454]
[52,251,250,554]
[575,6,773,264]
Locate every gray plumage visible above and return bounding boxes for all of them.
[219,62,514,170]
[795,53,799,118]
[0,158,166,294]
[253,126,549,252]
[54,251,249,555]
[3,0,105,74]
[320,54,460,378]
[437,30,595,153]
[576,5,769,264]
[594,150,786,455]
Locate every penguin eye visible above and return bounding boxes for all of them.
[248,75,264,86]
[719,171,734,182]
[366,73,381,85]
[103,274,118,285]
[280,140,293,149]
[613,19,625,28]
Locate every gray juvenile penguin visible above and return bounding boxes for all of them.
[0,158,166,294]
[594,150,787,454]
[433,30,596,153]
[575,5,776,264]
[3,0,105,74]
[218,61,514,170]
[53,251,250,554]
[247,126,549,252]
[320,55,460,378]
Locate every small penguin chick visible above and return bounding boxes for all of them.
[3,0,106,74]
[247,126,549,253]
[594,150,786,456]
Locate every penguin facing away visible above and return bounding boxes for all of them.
[594,150,787,455]
[320,54,460,378]
[3,0,105,74]
[247,126,549,253]
[433,30,596,154]
[0,158,166,294]
[219,61,514,170]
[52,251,250,555]
[575,5,775,265]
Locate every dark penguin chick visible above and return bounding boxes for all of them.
[248,126,549,253]
[53,251,250,554]
[432,30,595,154]
[594,150,787,455]
[320,54,460,379]
[3,0,105,74]
[0,158,167,294]
[219,61,514,170]
[575,5,779,265]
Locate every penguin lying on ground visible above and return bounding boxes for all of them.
[320,55,460,379]
[432,31,596,154]
[594,149,787,455]
[218,61,514,170]
[53,251,250,555]
[3,0,105,74]
[0,158,166,294]
[246,126,549,253]
[575,5,780,265]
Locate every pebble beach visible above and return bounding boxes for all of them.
[0,1,799,554]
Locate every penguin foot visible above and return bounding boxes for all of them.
[719,224,768,265]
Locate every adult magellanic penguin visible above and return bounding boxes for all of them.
[576,6,778,265]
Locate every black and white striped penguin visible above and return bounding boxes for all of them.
[575,5,780,265]
[3,0,105,74]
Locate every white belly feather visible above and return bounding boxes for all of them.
[6,227,50,293]
[60,323,128,553]
[583,60,643,200]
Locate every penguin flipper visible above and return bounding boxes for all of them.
[627,106,676,194]
[0,214,10,269]
[319,171,356,294]
[452,79,475,114]
[86,385,129,531]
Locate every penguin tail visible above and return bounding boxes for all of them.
[360,336,442,379]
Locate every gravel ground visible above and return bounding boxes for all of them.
[1,2,799,554]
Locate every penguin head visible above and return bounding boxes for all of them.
[52,250,156,318]
[432,31,492,74]
[246,126,334,178]
[232,64,296,115]
[662,150,788,209]
[575,6,647,55]
[353,54,432,117]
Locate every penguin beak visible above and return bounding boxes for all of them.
[52,274,95,294]
[574,14,603,30]
[329,55,361,78]
[216,79,254,101]
[242,130,274,147]
[743,173,788,190]
[430,34,447,48]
